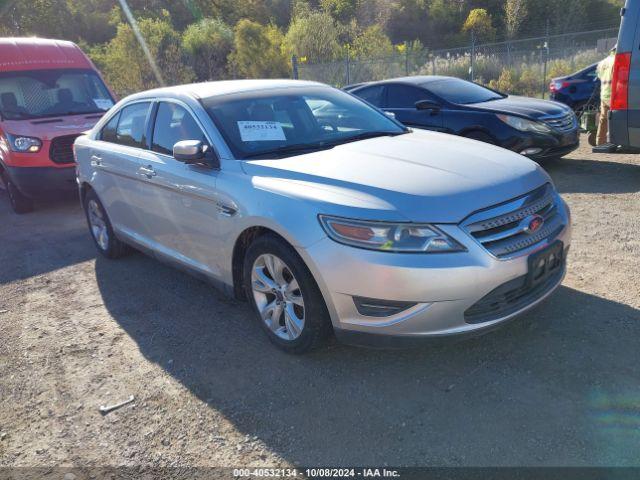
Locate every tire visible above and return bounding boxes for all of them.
[83,189,131,259]
[464,130,496,145]
[1,171,34,214]
[243,234,332,354]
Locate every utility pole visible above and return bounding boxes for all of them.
[470,31,476,82]
[404,41,409,76]
[345,50,351,86]
[542,19,550,99]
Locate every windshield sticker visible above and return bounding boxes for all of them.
[238,121,286,142]
[93,98,114,110]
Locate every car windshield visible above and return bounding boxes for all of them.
[201,86,407,159]
[424,78,505,105]
[0,69,114,120]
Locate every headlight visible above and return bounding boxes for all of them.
[6,134,42,153]
[319,215,466,253]
[497,114,551,134]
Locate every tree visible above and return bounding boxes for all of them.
[504,0,528,39]
[230,19,290,78]
[91,12,195,96]
[351,25,393,59]
[0,0,73,39]
[321,0,359,23]
[488,68,514,92]
[428,0,466,47]
[283,11,342,62]
[462,8,496,43]
[182,18,234,81]
[386,0,430,44]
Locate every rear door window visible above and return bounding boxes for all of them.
[151,102,208,156]
[354,85,386,107]
[102,102,152,148]
[387,85,431,108]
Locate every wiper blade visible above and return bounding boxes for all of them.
[330,130,408,145]
[242,142,335,159]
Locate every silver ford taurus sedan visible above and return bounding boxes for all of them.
[74,80,571,353]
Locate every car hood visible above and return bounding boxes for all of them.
[467,95,570,120]
[1,113,104,141]
[241,129,551,223]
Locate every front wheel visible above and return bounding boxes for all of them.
[1,172,34,214]
[243,234,332,353]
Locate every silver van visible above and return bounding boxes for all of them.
[610,0,640,147]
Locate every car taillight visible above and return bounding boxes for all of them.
[611,52,631,111]
[549,81,569,93]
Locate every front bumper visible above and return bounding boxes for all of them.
[5,165,77,199]
[298,213,571,347]
[502,127,580,160]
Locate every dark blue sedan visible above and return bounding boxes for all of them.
[346,76,580,161]
[549,63,600,114]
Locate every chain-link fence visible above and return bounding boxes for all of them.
[296,26,619,98]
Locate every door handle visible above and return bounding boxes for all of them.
[139,165,156,178]
[90,155,102,167]
[216,202,237,217]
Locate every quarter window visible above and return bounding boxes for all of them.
[152,102,208,156]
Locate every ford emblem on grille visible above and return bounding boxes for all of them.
[523,214,545,234]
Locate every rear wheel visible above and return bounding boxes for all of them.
[1,172,34,214]
[83,189,130,259]
[243,234,332,354]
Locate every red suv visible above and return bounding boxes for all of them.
[0,38,115,213]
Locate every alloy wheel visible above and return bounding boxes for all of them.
[87,199,109,250]
[251,253,305,341]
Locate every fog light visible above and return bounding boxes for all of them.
[353,296,416,317]
[520,147,543,155]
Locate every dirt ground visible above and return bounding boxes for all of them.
[1,135,639,470]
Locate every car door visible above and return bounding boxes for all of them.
[384,84,444,131]
[135,100,222,277]
[91,101,152,237]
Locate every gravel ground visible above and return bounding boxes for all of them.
[0,135,639,469]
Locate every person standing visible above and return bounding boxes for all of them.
[595,45,616,148]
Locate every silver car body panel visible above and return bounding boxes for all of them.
[75,80,571,340]
[611,0,640,147]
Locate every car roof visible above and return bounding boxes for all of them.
[351,76,457,90]
[0,37,92,72]
[124,79,328,102]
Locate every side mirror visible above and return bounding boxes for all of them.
[173,140,217,167]
[384,111,397,120]
[415,100,440,112]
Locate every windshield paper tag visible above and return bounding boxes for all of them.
[238,121,286,142]
[93,98,114,110]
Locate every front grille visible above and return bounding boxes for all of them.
[49,134,80,164]
[464,263,564,324]
[543,112,577,132]
[461,184,566,258]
